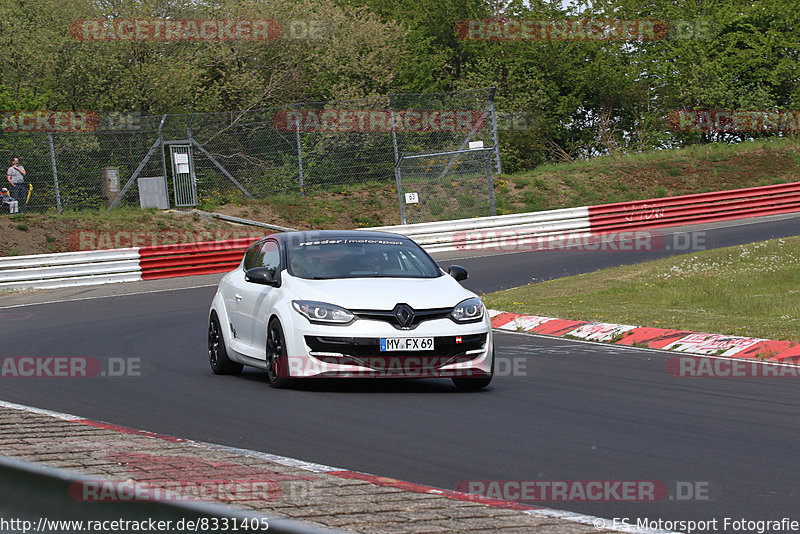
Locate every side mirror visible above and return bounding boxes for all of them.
[447,265,468,282]
[245,267,279,286]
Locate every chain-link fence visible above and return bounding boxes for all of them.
[0,88,502,223]
[397,148,496,225]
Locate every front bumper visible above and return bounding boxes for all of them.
[284,318,492,378]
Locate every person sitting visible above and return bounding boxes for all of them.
[289,252,313,278]
[350,252,383,275]
[1,188,18,213]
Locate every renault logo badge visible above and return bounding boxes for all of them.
[393,303,415,328]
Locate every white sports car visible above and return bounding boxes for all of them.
[207,230,494,389]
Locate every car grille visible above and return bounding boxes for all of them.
[352,306,452,330]
[304,334,487,370]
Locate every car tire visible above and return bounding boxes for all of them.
[452,349,494,390]
[208,312,243,375]
[266,318,293,389]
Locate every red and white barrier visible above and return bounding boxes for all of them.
[138,238,255,280]
[588,181,800,233]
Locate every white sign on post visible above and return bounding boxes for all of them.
[469,140,484,150]
[107,168,119,192]
[405,192,419,204]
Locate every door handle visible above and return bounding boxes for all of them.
[235,294,243,301]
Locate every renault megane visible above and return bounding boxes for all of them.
[207,230,494,389]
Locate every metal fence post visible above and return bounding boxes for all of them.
[486,151,496,216]
[394,163,406,225]
[160,115,168,203]
[295,105,305,195]
[389,93,400,165]
[488,86,502,176]
[47,133,62,213]
[390,94,406,224]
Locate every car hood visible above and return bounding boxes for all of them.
[283,274,476,310]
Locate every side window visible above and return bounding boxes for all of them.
[242,241,264,270]
[260,240,281,275]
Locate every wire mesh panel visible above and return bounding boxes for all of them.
[397,148,496,225]
[391,89,497,159]
[289,96,396,192]
[172,108,298,202]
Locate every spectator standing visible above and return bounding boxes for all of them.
[6,157,26,213]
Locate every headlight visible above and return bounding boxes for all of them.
[450,297,484,323]
[292,300,354,325]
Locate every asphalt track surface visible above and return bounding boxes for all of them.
[3,214,800,530]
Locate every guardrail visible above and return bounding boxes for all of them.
[2,181,800,290]
[0,239,257,291]
[0,249,142,290]
[0,454,340,533]
[370,206,590,253]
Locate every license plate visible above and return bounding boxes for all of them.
[380,337,434,351]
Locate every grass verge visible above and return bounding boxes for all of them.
[481,236,800,342]
[494,136,800,214]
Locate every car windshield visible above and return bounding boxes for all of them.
[286,236,441,279]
